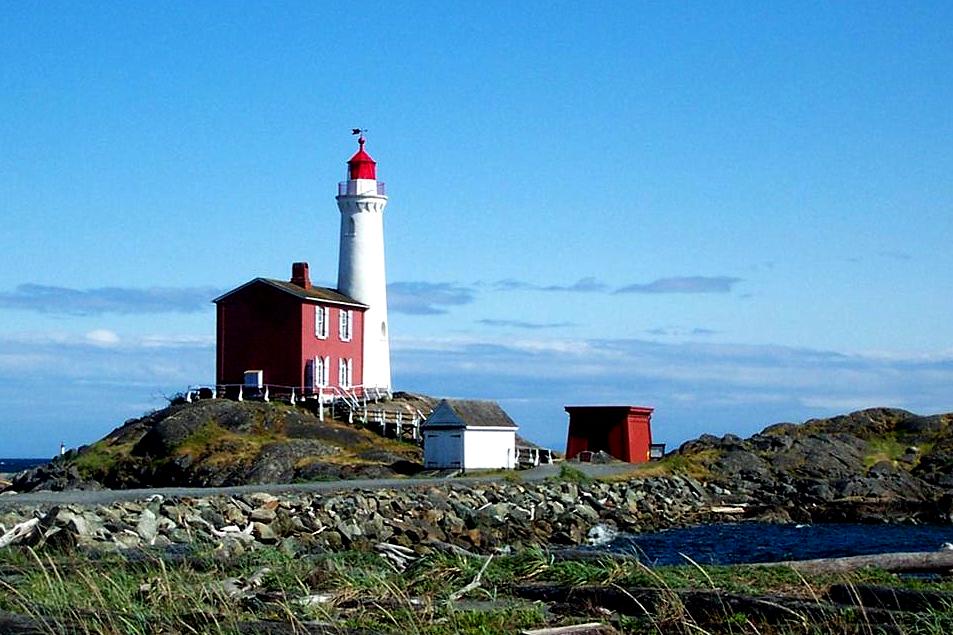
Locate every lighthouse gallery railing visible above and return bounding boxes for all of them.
[338,181,386,196]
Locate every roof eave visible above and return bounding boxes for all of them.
[212,278,368,309]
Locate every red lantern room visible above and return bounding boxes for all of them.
[347,136,377,180]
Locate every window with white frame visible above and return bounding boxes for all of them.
[338,358,352,388]
[315,305,328,339]
[339,309,352,341]
[315,356,329,387]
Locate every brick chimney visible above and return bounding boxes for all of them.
[290,262,312,289]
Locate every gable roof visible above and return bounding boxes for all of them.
[212,278,368,309]
[421,399,518,430]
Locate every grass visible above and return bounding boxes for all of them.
[554,464,591,484]
[66,401,422,487]
[176,419,289,465]
[863,435,935,470]
[72,439,138,476]
[4,542,953,634]
[600,449,720,482]
[863,436,912,469]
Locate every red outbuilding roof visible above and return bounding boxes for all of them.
[347,136,377,180]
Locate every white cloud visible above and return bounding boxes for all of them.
[615,276,742,294]
[798,395,906,411]
[139,334,215,348]
[85,329,120,346]
[2,326,951,455]
[393,334,953,448]
[388,281,475,315]
[0,283,220,315]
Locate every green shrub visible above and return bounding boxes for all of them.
[557,464,591,484]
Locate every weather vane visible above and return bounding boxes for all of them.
[351,128,367,140]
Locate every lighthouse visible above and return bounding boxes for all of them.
[335,134,392,393]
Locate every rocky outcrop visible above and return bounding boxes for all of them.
[0,476,711,555]
[6,399,423,493]
[675,408,953,523]
[9,402,953,532]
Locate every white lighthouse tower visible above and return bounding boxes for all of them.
[336,134,392,393]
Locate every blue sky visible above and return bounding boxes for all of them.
[2,3,951,457]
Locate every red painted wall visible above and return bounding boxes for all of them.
[216,281,364,394]
[564,406,654,463]
[217,284,302,390]
[624,409,653,463]
[299,303,364,391]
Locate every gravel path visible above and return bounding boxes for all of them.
[0,463,636,510]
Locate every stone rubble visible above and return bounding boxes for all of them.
[0,476,713,555]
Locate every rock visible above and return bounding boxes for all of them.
[8,405,953,557]
[252,522,278,544]
[114,530,141,549]
[5,399,424,492]
[322,530,343,550]
[249,507,277,523]
[869,461,897,476]
[335,520,363,543]
[135,509,158,543]
[168,528,192,543]
[243,492,275,506]
[152,535,172,549]
[586,523,618,546]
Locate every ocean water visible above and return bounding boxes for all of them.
[0,458,48,473]
[607,522,953,566]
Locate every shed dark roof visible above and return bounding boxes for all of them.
[421,399,518,430]
[212,278,368,308]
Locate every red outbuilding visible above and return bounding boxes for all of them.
[564,405,655,463]
[213,262,367,398]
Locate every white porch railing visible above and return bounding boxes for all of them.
[516,446,555,467]
[182,383,427,445]
[184,383,392,422]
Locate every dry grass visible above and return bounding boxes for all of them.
[601,449,720,482]
[3,543,953,634]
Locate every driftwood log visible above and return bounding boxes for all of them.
[0,611,45,635]
[0,608,376,635]
[0,518,39,549]
[825,584,953,612]
[511,584,910,628]
[758,550,953,575]
[546,548,953,574]
[521,623,618,635]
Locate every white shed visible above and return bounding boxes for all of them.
[422,399,518,470]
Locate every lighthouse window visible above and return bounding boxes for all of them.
[381,321,387,337]
[348,217,356,235]
[315,306,328,339]
[339,309,353,342]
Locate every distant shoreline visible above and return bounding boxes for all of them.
[0,458,50,479]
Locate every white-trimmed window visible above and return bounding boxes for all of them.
[315,356,329,387]
[315,305,328,339]
[339,309,353,342]
[338,358,352,388]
